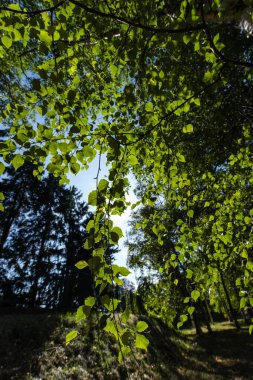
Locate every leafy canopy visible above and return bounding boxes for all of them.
[1,0,253,357]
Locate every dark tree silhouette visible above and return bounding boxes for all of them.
[0,165,116,310]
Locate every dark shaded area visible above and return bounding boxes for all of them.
[194,327,253,379]
[0,165,95,310]
[0,165,117,311]
[0,311,252,380]
[0,310,60,380]
[150,323,253,380]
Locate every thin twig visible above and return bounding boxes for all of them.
[200,1,253,69]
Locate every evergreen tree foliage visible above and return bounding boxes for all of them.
[0,165,95,309]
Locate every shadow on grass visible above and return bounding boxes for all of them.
[0,308,60,380]
[0,312,252,380]
[174,325,253,380]
[196,328,253,379]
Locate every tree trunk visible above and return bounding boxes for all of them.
[201,301,212,333]
[29,213,51,307]
[219,270,240,330]
[205,298,214,324]
[190,311,203,337]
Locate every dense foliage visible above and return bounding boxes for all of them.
[0,0,253,358]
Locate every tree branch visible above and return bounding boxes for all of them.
[127,71,225,146]
[69,0,204,34]
[200,2,253,69]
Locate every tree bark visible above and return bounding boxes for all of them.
[219,270,240,330]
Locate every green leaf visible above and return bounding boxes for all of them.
[8,3,21,10]
[40,30,52,44]
[98,178,109,192]
[145,102,154,113]
[183,35,191,45]
[76,305,91,322]
[118,345,131,363]
[66,330,78,345]
[170,253,177,261]
[159,70,165,79]
[103,319,119,339]
[88,190,97,206]
[244,216,251,225]
[75,260,88,269]
[187,210,194,218]
[110,226,123,243]
[191,290,200,302]
[188,306,195,315]
[2,36,12,49]
[136,321,148,332]
[177,314,188,329]
[121,307,130,323]
[241,249,248,259]
[176,153,185,163]
[246,261,253,272]
[203,71,213,83]
[112,226,123,238]
[101,295,121,311]
[135,334,149,351]
[186,269,193,279]
[128,155,139,166]
[240,297,247,309]
[183,124,193,133]
[85,296,96,307]
[82,146,96,158]
[110,64,118,76]
[86,219,94,232]
[213,33,220,45]
[0,162,5,175]
[118,266,131,277]
[12,154,24,171]
[194,41,200,51]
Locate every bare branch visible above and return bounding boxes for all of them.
[69,0,204,34]
[200,2,253,69]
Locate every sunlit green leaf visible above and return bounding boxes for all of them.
[88,190,97,206]
[66,330,78,345]
[98,178,109,192]
[75,260,88,269]
[135,334,149,351]
[136,321,148,332]
[2,36,12,49]
[191,290,200,302]
[145,102,154,113]
[12,155,24,171]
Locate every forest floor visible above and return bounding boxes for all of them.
[0,310,252,380]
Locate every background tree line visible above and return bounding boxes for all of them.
[0,165,116,310]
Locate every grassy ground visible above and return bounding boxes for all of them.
[0,310,252,380]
